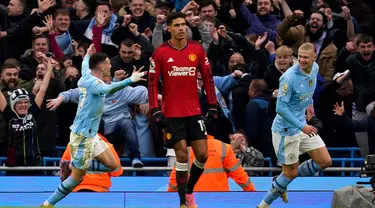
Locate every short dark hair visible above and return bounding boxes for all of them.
[311,11,328,29]
[96,1,112,11]
[32,34,49,45]
[251,79,269,94]
[89,53,108,69]
[120,38,135,48]
[4,58,20,68]
[356,34,374,46]
[166,11,186,26]
[317,4,330,10]
[1,64,18,73]
[198,0,218,13]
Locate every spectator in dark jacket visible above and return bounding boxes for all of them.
[334,101,375,154]
[112,0,156,46]
[317,70,356,148]
[346,34,375,156]
[1,0,55,60]
[244,79,273,158]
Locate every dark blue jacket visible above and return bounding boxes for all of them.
[336,113,375,154]
[244,94,273,158]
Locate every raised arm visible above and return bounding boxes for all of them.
[0,91,6,112]
[34,58,54,109]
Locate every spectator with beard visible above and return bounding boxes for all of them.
[0,64,27,156]
[232,0,293,44]
[346,34,375,157]
[277,10,337,81]
[0,58,54,176]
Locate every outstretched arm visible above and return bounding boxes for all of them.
[91,66,146,95]
[46,88,80,111]
[34,58,54,109]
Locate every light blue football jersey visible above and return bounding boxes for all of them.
[271,62,319,136]
[70,55,133,138]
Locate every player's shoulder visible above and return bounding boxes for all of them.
[312,62,319,73]
[85,75,104,87]
[187,40,204,50]
[153,42,170,57]
[280,65,297,81]
[188,40,202,46]
[155,42,171,52]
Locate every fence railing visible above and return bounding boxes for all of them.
[0,147,363,175]
[0,166,362,172]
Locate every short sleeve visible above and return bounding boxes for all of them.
[278,75,293,103]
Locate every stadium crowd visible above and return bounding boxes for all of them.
[0,0,375,176]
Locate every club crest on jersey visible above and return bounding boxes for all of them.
[188,54,197,62]
[166,133,172,140]
[308,79,313,87]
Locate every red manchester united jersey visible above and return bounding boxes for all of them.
[148,40,217,118]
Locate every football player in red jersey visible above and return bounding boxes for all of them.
[148,12,218,208]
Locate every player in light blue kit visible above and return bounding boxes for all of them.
[41,44,146,207]
[258,43,332,208]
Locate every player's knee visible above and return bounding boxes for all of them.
[71,168,86,182]
[319,158,332,169]
[175,150,189,163]
[107,161,119,171]
[283,165,298,179]
[195,151,208,164]
[119,118,133,129]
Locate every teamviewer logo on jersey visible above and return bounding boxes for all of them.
[168,66,196,76]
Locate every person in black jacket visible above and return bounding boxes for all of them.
[244,79,273,159]
[346,34,375,157]
[334,101,375,154]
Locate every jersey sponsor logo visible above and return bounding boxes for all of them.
[299,92,314,101]
[188,54,197,62]
[12,120,34,131]
[167,58,174,63]
[168,66,196,76]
